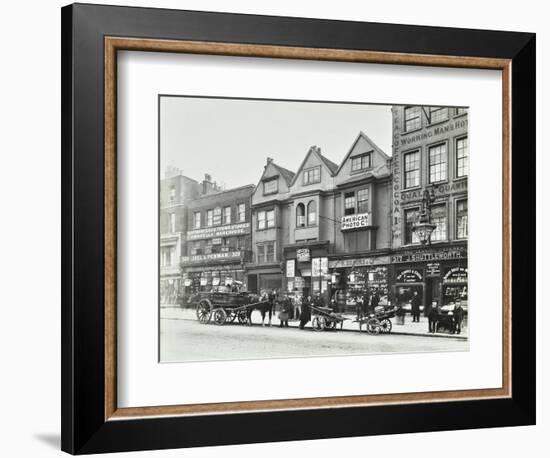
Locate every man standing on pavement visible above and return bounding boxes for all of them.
[299,295,311,329]
[428,301,441,333]
[452,299,465,334]
[411,290,421,323]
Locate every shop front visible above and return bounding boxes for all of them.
[283,241,330,302]
[390,243,468,314]
[328,255,390,312]
[180,250,249,300]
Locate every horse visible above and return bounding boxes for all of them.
[244,293,273,326]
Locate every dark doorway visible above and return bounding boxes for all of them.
[247,274,258,294]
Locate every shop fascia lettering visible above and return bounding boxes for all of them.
[341,212,370,230]
[391,247,466,263]
[186,222,250,241]
[181,251,242,263]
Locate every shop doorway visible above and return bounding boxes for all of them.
[247,274,258,294]
[424,278,441,315]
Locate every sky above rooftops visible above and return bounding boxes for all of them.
[160,95,392,189]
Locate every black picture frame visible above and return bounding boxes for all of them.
[61,3,535,454]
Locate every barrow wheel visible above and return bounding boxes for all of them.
[365,317,381,335]
[212,308,227,325]
[226,313,237,323]
[196,300,211,324]
[237,310,249,324]
[324,319,336,330]
[312,316,326,331]
[379,318,392,334]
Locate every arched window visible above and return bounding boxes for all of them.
[296,203,305,227]
[307,200,317,226]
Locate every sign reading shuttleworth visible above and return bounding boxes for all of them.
[340,212,370,231]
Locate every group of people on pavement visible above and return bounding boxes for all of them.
[257,289,331,330]
[427,299,465,334]
[354,289,382,321]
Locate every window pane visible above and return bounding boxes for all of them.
[307,201,317,225]
[266,243,275,262]
[223,206,231,224]
[404,107,421,131]
[405,208,420,244]
[429,143,447,183]
[344,192,356,216]
[456,137,468,177]
[296,203,305,227]
[238,204,246,222]
[257,245,265,263]
[267,210,275,228]
[193,212,200,229]
[304,166,321,184]
[431,204,447,241]
[258,211,266,229]
[404,151,420,188]
[429,107,448,123]
[357,188,369,213]
[263,179,278,194]
[457,199,468,239]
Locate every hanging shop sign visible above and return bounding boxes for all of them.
[297,248,311,262]
[341,212,370,231]
[396,269,423,283]
[286,259,295,278]
[294,277,305,288]
[426,262,441,277]
[287,281,294,292]
[186,222,250,241]
[443,266,468,283]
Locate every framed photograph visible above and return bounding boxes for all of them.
[61,3,536,454]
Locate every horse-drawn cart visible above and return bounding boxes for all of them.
[356,306,398,335]
[195,290,269,325]
[310,305,347,331]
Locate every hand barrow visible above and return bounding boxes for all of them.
[310,305,348,331]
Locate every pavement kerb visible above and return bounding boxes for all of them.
[160,306,468,341]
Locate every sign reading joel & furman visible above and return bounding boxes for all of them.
[181,251,242,263]
[186,222,250,241]
[341,212,370,230]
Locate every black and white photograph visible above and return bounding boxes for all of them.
[159,97,469,362]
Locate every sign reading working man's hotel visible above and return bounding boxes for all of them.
[341,212,370,231]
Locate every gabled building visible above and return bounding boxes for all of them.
[247,157,295,294]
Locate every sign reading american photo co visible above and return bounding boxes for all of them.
[341,213,370,231]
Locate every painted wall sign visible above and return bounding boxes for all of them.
[328,256,390,269]
[312,257,321,277]
[181,251,242,264]
[391,246,467,263]
[186,222,250,241]
[341,212,370,230]
[426,262,441,277]
[443,266,468,283]
[396,269,424,283]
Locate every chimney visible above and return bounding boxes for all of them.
[266,157,273,165]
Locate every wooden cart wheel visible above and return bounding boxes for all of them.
[227,313,237,323]
[312,316,325,331]
[379,318,392,333]
[212,308,227,325]
[366,317,381,335]
[324,319,336,330]
[237,310,249,324]
[196,300,211,324]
